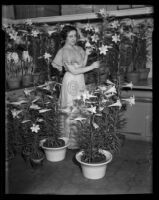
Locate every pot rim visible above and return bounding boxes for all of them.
[40,137,69,150]
[76,149,113,166]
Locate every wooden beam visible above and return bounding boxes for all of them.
[3,6,153,25]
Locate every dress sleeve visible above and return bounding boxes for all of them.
[51,49,63,71]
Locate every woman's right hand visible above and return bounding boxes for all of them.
[91,61,100,69]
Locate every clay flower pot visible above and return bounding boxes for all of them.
[76,149,112,180]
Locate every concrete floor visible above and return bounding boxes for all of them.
[5,139,152,194]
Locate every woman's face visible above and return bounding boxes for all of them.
[65,30,77,46]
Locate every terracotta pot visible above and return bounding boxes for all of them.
[126,72,140,84]
[76,149,112,180]
[139,68,150,80]
[7,77,21,89]
[22,74,33,87]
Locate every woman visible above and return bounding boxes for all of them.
[52,25,100,149]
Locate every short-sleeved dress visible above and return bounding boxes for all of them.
[52,45,86,149]
[53,45,86,108]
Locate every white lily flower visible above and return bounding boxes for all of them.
[21,120,31,123]
[30,104,41,110]
[31,30,39,37]
[44,52,52,60]
[91,34,99,43]
[25,19,32,26]
[36,118,44,122]
[112,34,120,43]
[3,23,9,29]
[99,45,109,55]
[105,86,117,94]
[22,51,32,62]
[122,82,133,90]
[122,95,135,106]
[39,108,52,113]
[9,32,18,41]
[11,109,22,118]
[106,79,115,85]
[110,20,119,29]
[30,124,40,133]
[48,30,56,36]
[98,8,107,17]
[73,117,87,122]
[92,122,99,129]
[24,88,32,96]
[108,100,122,109]
[84,23,93,31]
[86,106,96,114]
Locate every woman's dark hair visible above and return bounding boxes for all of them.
[60,25,77,41]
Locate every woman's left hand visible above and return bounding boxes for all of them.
[85,47,93,56]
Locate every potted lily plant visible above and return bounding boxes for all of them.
[7,86,46,168]
[34,81,69,162]
[69,76,135,179]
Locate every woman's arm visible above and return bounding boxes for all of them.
[64,61,99,75]
[83,48,92,67]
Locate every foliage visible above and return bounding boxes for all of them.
[77,9,153,77]
[3,20,63,83]
[6,80,63,160]
[69,79,134,163]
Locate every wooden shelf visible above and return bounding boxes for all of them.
[2,6,153,25]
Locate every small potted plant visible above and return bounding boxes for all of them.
[33,81,69,162]
[5,52,22,89]
[21,50,34,87]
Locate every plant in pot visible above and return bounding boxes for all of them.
[5,51,22,89]
[69,63,135,179]
[7,86,46,168]
[33,81,69,162]
[21,50,34,87]
[123,19,153,83]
